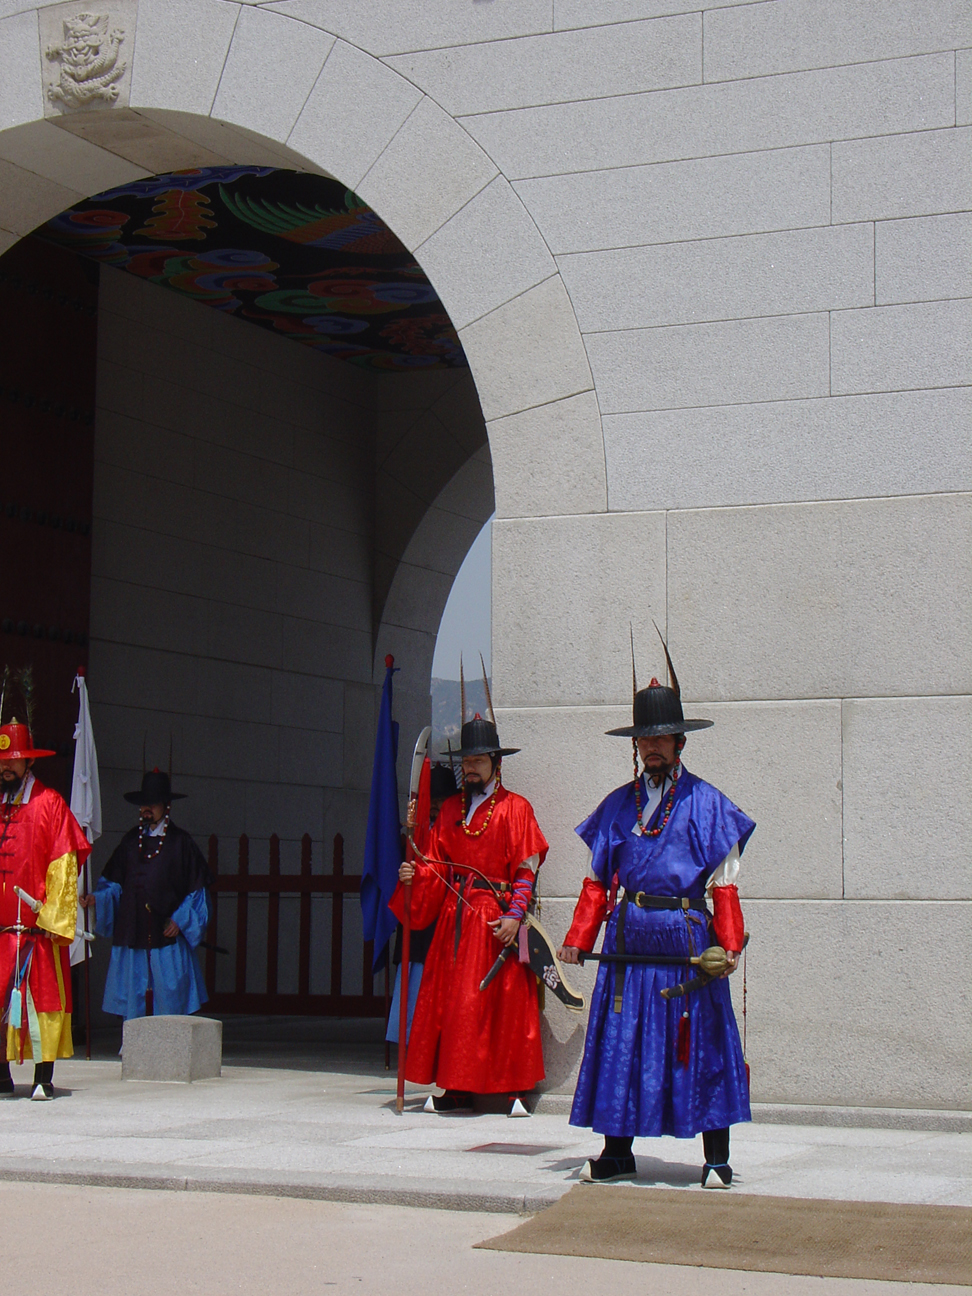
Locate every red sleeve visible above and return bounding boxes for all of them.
[564,877,608,951]
[388,859,446,930]
[711,884,745,952]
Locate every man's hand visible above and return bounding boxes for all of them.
[399,861,415,884]
[720,950,739,978]
[163,919,180,938]
[78,894,96,909]
[490,916,520,946]
[557,945,581,965]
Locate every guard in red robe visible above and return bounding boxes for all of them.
[0,719,91,1099]
[391,713,548,1114]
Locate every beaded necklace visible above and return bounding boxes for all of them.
[634,760,681,837]
[139,812,170,860]
[461,768,501,838]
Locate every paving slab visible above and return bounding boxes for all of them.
[1,1055,969,1213]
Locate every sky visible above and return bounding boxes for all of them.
[431,517,492,680]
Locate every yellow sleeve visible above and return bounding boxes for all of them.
[37,851,79,943]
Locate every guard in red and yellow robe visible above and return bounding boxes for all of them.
[0,721,91,1099]
[391,714,548,1109]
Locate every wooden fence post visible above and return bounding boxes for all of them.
[331,833,344,998]
[267,833,280,997]
[298,833,312,998]
[205,834,219,994]
[235,833,249,997]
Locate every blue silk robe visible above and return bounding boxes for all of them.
[570,768,755,1139]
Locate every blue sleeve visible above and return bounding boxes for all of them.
[171,888,210,948]
[93,878,122,940]
[575,785,631,885]
[687,782,756,871]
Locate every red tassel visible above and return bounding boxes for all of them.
[676,1011,690,1066]
[744,1060,751,1091]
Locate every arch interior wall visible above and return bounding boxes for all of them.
[0,0,968,1112]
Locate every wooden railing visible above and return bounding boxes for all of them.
[203,832,385,1017]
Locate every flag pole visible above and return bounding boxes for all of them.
[397,725,430,1114]
[83,853,91,1060]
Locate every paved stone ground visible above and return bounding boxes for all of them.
[2,1181,968,1296]
[2,1049,969,1213]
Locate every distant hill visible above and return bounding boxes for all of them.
[431,676,490,756]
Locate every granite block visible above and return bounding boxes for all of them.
[559,223,874,333]
[131,0,240,116]
[287,40,421,189]
[212,7,334,142]
[842,696,972,900]
[385,14,700,115]
[263,0,552,55]
[703,0,971,82]
[603,387,972,512]
[459,276,593,423]
[492,512,667,709]
[356,95,496,250]
[667,493,972,701]
[876,213,972,305]
[0,10,43,131]
[0,156,83,236]
[743,900,971,1109]
[122,1015,222,1083]
[463,54,955,180]
[833,127,971,223]
[416,176,556,332]
[0,119,146,194]
[831,299,972,395]
[518,144,831,254]
[488,390,607,519]
[555,0,751,25]
[587,312,829,414]
[958,47,972,125]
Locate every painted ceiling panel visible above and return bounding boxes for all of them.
[39,166,467,373]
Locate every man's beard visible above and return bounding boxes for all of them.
[642,756,675,786]
[464,774,491,796]
[1,770,25,797]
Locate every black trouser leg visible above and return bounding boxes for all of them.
[0,1062,12,1089]
[33,1061,54,1086]
[703,1127,730,1165]
[603,1134,634,1158]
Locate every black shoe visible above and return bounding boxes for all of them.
[579,1155,637,1183]
[30,1083,54,1101]
[0,1078,15,1097]
[701,1161,732,1188]
[423,1090,474,1113]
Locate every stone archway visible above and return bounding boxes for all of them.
[0,2,607,531]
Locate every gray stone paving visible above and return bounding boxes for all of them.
[2,1054,968,1214]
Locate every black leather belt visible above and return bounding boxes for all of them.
[630,892,707,912]
[0,925,43,936]
[612,892,708,1013]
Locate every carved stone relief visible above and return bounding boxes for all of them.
[40,1,138,115]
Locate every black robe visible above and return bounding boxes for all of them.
[100,823,211,949]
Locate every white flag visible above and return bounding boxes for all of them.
[69,671,101,967]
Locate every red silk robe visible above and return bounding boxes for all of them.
[0,780,90,1061]
[390,785,548,1094]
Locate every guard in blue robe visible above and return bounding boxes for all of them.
[560,654,754,1187]
[85,770,211,1020]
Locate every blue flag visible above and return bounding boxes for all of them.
[360,656,400,971]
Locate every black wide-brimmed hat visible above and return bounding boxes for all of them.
[606,625,713,737]
[454,715,520,758]
[606,680,713,737]
[124,768,186,806]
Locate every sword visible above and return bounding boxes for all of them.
[480,912,586,1012]
[13,885,41,913]
[397,725,431,1114]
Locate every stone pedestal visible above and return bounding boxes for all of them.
[122,1015,222,1083]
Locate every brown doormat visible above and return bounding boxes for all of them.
[477,1185,972,1285]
